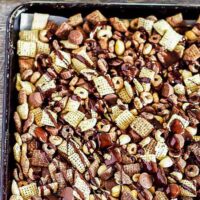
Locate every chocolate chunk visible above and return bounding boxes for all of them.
[157,51,180,67]
[161,83,174,98]
[170,119,184,134]
[104,94,118,106]
[97,133,113,148]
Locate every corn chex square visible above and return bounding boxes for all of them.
[153,19,172,35]
[35,74,51,87]
[68,153,86,173]
[30,108,43,127]
[63,111,85,128]
[19,30,39,41]
[138,17,154,34]
[72,58,88,73]
[80,68,98,81]
[55,56,67,69]
[159,29,182,51]
[74,172,90,199]
[53,64,63,74]
[78,118,97,132]
[145,139,157,154]
[59,140,80,157]
[41,110,57,127]
[66,98,80,112]
[180,180,196,197]
[37,41,50,54]
[58,141,74,157]
[155,191,168,200]
[55,51,71,68]
[32,13,49,30]
[115,110,135,130]
[93,76,114,97]
[86,10,107,25]
[184,74,200,92]
[72,47,93,73]
[73,46,94,66]
[183,44,200,61]
[130,117,154,138]
[19,183,38,199]
[139,67,155,81]
[111,105,124,121]
[118,87,132,103]
[17,40,37,58]
[79,151,90,167]
[180,187,196,197]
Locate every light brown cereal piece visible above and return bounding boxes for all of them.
[78,118,97,132]
[153,19,172,35]
[159,29,182,51]
[139,67,155,81]
[117,88,132,103]
[138,17,154,34]
[154,191,168,200]
[65,98,80,112]
[115,110,135,130]
[63,111,85,128]
[68,153,86,173]
[32,13,49,30]
[19,183,38,199]
[68,13,83,26]
[36,41,50,54]
[74,171,91,199]
[86,10,107,25]
[19,30,39,41]
[17,40,37,58]
[130,117,154,138]
[183,44,200,61]
[93,76,114,97]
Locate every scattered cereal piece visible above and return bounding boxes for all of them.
[130,117,154,138]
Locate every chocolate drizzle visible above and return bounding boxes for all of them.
[72,53,93,68]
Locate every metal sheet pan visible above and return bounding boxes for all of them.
[1,2,200,199]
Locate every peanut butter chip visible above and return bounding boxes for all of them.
[61,187,74,200]
[68,30,83,45]
[139,172,153,189]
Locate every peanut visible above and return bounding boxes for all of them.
[115,39,125,55]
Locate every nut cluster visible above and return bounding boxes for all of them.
[12,10,200,200]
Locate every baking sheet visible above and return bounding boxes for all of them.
[2,3,200,200]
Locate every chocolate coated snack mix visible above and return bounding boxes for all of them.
[11,10,200,200]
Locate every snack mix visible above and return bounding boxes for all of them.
[11,10,200,200]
